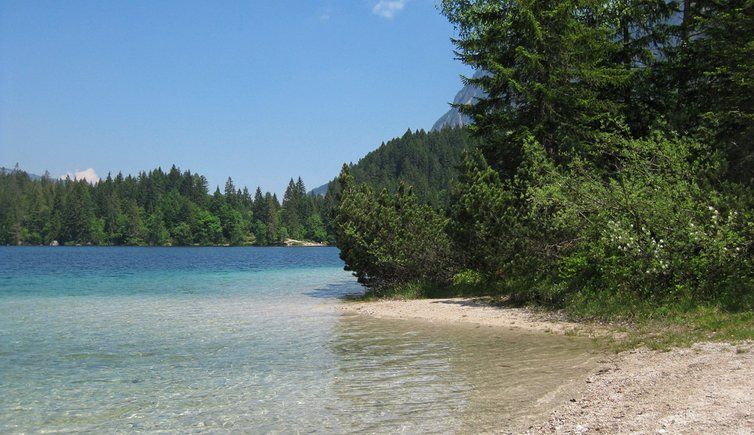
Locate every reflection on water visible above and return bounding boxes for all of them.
[331,315,597,433]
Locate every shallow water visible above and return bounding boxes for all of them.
[0,247,594,433]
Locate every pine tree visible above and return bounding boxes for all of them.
[253,187,266,223]
[441,0,633,174]
[59,180,96,244]
[331,165,456,288]
[664,0,754,183]
[282,178,301,239]
[224,177,237,206]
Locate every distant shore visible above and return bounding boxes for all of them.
[7,241,330,248]
[339,298,754,433]
[282,238,327,247]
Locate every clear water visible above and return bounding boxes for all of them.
[0,247,595,433]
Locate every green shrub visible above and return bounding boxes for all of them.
[528,132,754,311]
[331,166,458,289]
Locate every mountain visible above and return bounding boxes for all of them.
[431,70,487,132]
[308,71,486,197]
[1,166,44,181]
[309,183,329,197]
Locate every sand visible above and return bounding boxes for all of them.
[533,341,754,434]
[339,298,607,336]
[339,298,754,434]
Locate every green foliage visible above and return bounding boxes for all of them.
[331,165,457,289]
[528,132,754,310]
[349,273,506,301]
[329,0,754,321]
[282,178,307,239]
[305,213,328,242]
[601,305,754,352]
[424,0,754,321]
[449,148,520,277]
[659,0,754,183]
[171,222,193,246]
[452,269,485,287]
[447,129,754,311]
[193,209,223,245]
[325,127,477,209]
[0,166,332,247]
[441,0,635,174]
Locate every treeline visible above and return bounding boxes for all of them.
[333,0,754,315]
[0,126,476,247]
[0,165,330,246]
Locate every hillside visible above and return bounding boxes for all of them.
[320,127,476,209]
[310,71,484,199]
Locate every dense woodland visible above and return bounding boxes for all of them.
[332,0,754,316]
[324,127,477,209]
[0,166,329,246]
[0,127,475,247]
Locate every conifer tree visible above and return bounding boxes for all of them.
[441,0,633,174]
[663,0,754,183]
[224,177,237,206]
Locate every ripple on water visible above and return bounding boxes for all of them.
[327,315,597,433]
[0,247,596,433]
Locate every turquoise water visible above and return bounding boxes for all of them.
[0,247,595,433]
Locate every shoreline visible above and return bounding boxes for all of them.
[338,297,607,336]
[339,298,754,433]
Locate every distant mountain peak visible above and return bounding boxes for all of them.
[1,166,44,181]
[431,70,488,132]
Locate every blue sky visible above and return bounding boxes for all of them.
[0,0,471,194]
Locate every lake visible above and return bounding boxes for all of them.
[0,246,595,433]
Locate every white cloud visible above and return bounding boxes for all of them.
[60,168,100,184]
[372,0,407,19]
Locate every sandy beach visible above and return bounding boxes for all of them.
[340,298,754,434]
[339,298,607,336]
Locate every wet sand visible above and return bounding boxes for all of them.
[339,298,606,336]
[340,298,754,434]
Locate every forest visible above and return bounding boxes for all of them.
[0,126,475,248]
[325,127,477,209]
[0,165,329,246]
[332,0,754,317]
